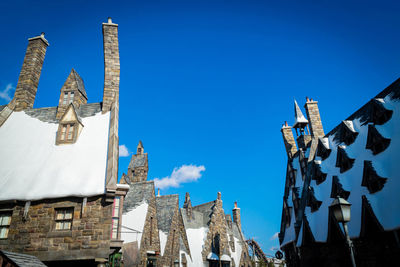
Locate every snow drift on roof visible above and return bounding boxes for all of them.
[0,110,110,201]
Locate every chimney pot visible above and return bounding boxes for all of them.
[306,97,310,102]
[157,188,160,196]
[234,202,237,208]
[108,17,112,23]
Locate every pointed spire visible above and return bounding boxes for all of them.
[293,99,308,129]
[137,140,144,154]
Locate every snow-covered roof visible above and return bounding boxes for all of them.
[0,104,110,201]
[281,81,400,246]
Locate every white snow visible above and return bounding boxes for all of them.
[319,137,330,149]
[230,236,243,267]
[220,254,231,261]
[305,95,400,241]
[121,201,149,248]
[343,120,356,132]
[159,230,168,256]
[207,252,219,260]
[185,227,208,267]
[0,110,110,201]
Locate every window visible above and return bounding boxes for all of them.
[60,123,75,141]
[0,212,12,239]
[62,92,75,105]
[55,208,73,230]
[111,197,120,239]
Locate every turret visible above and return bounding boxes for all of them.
[293,99,311,149]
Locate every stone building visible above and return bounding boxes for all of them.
[121,143,252,267]
[279,79,400,266]
[0,18,128,266]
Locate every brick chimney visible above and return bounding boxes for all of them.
[232,202,241,230]
[304,97,325,138]
[102,17,120,113]
[13,33,49,111]
[281,121,298,158]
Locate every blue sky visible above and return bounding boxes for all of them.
[1,0,400,255]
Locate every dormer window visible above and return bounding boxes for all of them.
[60,123,75,141]
[56,104,84,145]
[62,91,75,105]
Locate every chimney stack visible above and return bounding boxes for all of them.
[102,17,120,113]
[183,192,193,220]
[232,202,241,230]
[13,33,49,111]
[281,122,298,158]
[304,98,325,138]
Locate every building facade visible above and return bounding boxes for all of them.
[279,80,400,266]
[121,143,252,267]
[0,18,128,266]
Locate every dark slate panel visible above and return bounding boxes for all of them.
[77,103,102,118]
[156,194,178,233]
[1,250,47,266]
[123,181,154,213]
[24,107,58,123]
[128,154,147,169]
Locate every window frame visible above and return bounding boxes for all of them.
[0,211,12,239]
[57,122,78,145]
[54,207,74,231]
[62,91,75,105]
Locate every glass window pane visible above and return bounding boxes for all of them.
[63,93,68,104]
[56,211,64,220]
[65,210,72,219]
[64,222,71,230]
[2,216,10,226]
[0,227,7,238]
[55,222,62,230]
[68,125,74,140]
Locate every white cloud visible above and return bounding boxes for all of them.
[270,232,279,240]
[153,164,205,190]
[0,83,14,102]
[119,144,130,157]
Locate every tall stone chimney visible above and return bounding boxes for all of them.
[232,202,241,230]
[183,192,193,220]
[281,121,298,158]
[13,33,49,111]
[103,18,120,198]
[102,17,120,113]
[304,97,325,138]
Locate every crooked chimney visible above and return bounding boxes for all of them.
[232,202,241,230]
[102,17,120,113]
[281,121,298,158]
[304,97,325,138]
[13,33,49,111]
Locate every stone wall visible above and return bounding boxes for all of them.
[138,189,161,266]
[14,34,48,112]
[0,196,113,263]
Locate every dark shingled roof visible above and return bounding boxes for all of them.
[156,194,178,233]
[22,103,102,123]
[128,154,147,169]
[0,250,47,266]
[71,68,88,99]
[123,181,154,213]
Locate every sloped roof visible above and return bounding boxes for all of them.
[0,250,47,267]
[156,194,178,233]
[0,104,110,201]
[123,181,154,213]
[128,154,147,169]
[71,68,87,99]
[293,99,308,128]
